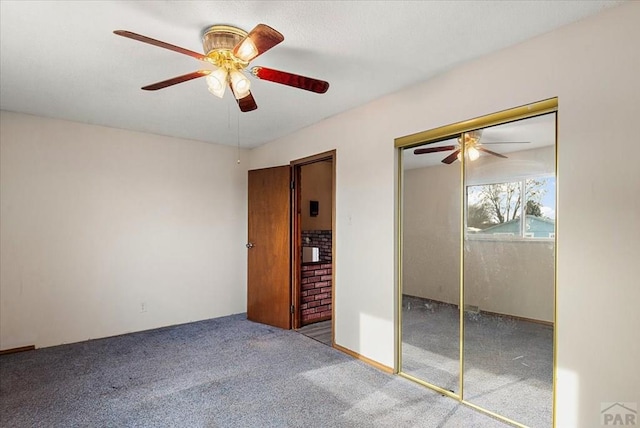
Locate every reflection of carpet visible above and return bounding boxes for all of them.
[401,295,553,428]
[402,298,460,393]
[298,319,332,346]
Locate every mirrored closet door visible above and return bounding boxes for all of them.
[398,100,557,427]
[400,134,461,395]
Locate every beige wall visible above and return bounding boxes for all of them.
[0,112,248,349]
[301,161,332,231]
[250,3,640,426]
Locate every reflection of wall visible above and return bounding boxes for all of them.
[403,164,461,305]
[301,161,332,231]
[465,145,555,185]
[403,146,555,322]
[465,241,554,322]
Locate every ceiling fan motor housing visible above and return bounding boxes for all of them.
[202,25,249,69]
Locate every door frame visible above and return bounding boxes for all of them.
[290,150,336,339]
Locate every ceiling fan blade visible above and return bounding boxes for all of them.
[237,91,258,112]
[477,146,508,158]
[114,30,206,61]
[233,24,284,62]
[442,150,460,164]
[141,70,211,91]
[414,146,456,155]
[251,66,329,94]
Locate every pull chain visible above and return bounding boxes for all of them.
[227,103,240,165]
[237,110,241,164]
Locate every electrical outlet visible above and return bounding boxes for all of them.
[140,302,147,313]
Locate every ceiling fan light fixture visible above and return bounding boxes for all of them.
[207,82,226,98]
[455,145,479,162]
[468,146,480,161]
[230,69,251,99]
[206,68,228,98]
[235,38,258,62]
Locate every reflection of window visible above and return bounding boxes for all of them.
[466,176,555,239]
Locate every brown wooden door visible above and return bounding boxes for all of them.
[247,166,291,329]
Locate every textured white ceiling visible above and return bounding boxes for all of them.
[0,1,624,149]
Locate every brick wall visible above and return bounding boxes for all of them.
[300,263,332,325]
[301,230,332,262]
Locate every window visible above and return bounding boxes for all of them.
[466,176,555,239]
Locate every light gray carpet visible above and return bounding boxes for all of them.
[0,313,511,427]
[401,295,553,428]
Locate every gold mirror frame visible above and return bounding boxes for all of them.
[395,98,558,427]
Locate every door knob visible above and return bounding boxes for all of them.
[246,242,254,249]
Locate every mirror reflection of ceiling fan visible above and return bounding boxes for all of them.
[413,130,530,164]
[114,24,329,112]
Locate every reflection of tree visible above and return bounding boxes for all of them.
[479,182,521,224]
[467,204,493,229]
[524,179,548,220]
[469,179,548,227]
[525,199,543,217]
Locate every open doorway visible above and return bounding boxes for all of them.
[291,151,335,347]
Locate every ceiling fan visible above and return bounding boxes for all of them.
[413,130,530,164]
[113,24,329,112]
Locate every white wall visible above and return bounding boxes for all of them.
[250,3,640,426]
[0,112,248,349]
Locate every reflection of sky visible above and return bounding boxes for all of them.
[540,177,556,219]
[467,188,482,205]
